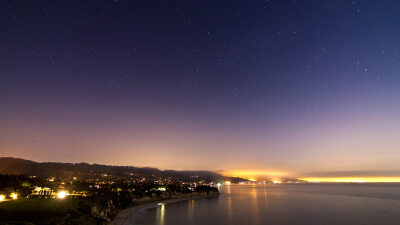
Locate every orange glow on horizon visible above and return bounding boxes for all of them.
[221,170,287,180]
[299,177,400,183]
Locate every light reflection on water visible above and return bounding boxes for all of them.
[187,199,194,224]
[126,184,400,225]
[250,184,259,225]
[155,203,165,225]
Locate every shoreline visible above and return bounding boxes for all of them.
[109,193,219,225]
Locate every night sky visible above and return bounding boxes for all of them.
[1,0,400,179]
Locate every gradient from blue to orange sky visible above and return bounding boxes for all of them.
[1,0,400,180]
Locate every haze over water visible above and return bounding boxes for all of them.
[127,184,400,225]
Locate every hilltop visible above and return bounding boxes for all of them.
[0,157,245,183]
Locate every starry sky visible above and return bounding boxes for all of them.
[1,0,400,178]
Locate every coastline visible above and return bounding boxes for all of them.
[109,193,219,225]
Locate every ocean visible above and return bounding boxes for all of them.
[124,183,400,225]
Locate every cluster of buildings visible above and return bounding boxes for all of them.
[0,173,219,203]
[29,187,89,199]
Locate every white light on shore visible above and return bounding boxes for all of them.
[57,191,67,199]
[10,193,18,200]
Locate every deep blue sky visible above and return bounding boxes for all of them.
[1,0,400,178]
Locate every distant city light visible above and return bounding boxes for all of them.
[57,191,67,199]
[224,181,231,185]
[10,193,18,200]
[0,195,5,202]
[272,180,281,184]
[157,187,166,191]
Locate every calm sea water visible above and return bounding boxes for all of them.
[125,183,400,225]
